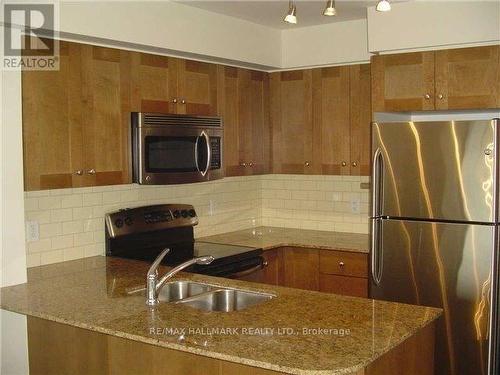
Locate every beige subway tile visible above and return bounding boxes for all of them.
[73,207,93,220]
[83,193,103,206]
[120,189,140,202]
[40,250,64,265]
[85,243,104,257]
[64,247,86,261]
[62,220,84,235]
[51,235,74,250]
[25,210,51,224]
[102,191,121,204]
[38,196,61,210]
[26,253,41,268]
[61,194,83,208]
[74,232,94,246]
[351,223,369,234]
[39,223,62,239]
[332,181,352,192]
[25,190,50,198]
[50,208,73,223]
[24,197,39,212]
[93,230,105,243]
[50,188,74,196]
[28,239,52,253]
[334,223,354,232]
[83,218,104,232]
[291,190,308,200]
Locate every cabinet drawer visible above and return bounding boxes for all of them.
[319,274,368,298]
[319,250,368,278]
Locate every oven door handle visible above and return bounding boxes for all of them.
[228,261,268,279]
[195,131,211,177]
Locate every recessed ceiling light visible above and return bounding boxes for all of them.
[323,0,337,16]
[376,0,391,12]
[283,0,297,24]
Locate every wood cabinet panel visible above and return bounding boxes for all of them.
[81,46,130,187]
[281,247,319,291]
[130,52,177,113]
[176,59,218,116]
[319,250,368,278]
[22,41,85,191]
[270,70,314,174]
[319,274,368,298]
[349,64,372,176]
[371,52,435,112]
[261,248,283,286]
[312,66,350,175]
[435,45,500,110]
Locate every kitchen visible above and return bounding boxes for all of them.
[0,1,499,374]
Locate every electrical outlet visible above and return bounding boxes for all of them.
[26,221,39,242]
[350,198,360,214]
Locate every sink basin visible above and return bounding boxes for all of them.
[157,281,214,302]
[176,289,275,312]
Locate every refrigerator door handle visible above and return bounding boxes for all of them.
[371,218,383,285]
[372,148,384,218]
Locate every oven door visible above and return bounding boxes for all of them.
[135,126,223,184]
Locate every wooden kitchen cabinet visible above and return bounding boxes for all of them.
[319,274,368,298]
[261,248,282,286]
[372,45,500,112]
[281,247,319,291]
[270,70,314,174]
[220,67,270,177]
[22,41,130,190]
[371,51,435,112]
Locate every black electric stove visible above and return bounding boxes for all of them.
[105,204,264,278]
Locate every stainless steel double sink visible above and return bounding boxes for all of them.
[156,281,275,312]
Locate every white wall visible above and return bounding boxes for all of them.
[0,310,29,375]
[367,1,500,53]
[281,19,371,69]
[58,0,282,69]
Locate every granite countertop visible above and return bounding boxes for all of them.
[0,256,441,375]
[199,226,369,254]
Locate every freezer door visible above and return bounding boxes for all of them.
[370,219,495,375]
[372,120,497,222]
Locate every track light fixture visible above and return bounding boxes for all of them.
[283,1,297,24]
[323,0,336,17]
[376,0,391,12]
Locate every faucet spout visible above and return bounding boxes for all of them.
[145,251,215,306]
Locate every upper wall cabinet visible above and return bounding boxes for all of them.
[23,41,130,191]
[130,54,218,116]
[270,70,314,174]
[372,45,500,112]
[220,67,270,177]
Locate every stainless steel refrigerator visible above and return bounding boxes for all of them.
[370,119,500,375]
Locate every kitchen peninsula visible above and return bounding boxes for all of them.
[0,256,440,375]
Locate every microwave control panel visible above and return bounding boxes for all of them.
[210,137,221,169]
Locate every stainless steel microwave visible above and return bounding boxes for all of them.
[131,113,224,185]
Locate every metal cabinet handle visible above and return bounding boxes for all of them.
[304,161,310,167]
[424,94,431,99]
[172,98,178,103]
[341,161,347,167]
[249,162,254,167]
[339,261,345,268]
[75,170,83,176]
[240,162,247,167]
[87,169,96,175]
[438,94,444,100]
[181,99,186,104]
[352,162,358,167]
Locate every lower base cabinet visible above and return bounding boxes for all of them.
[259,247,368,297]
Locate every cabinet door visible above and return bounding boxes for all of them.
[349,64,372,176]
[261,248,283,286]
[319,274,368,298]
[270,70,314,174]
[282,247,319,291]
[220,67,245,176]
[80,46,131,187]
[176,59,218,116]
[241,70,271,175]
[130,52,177,113]
[371,52,435,112]
[312,66,350,175]
[435,46,500,110]
[22,41,85,191]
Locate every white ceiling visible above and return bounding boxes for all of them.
[176,0,382,29]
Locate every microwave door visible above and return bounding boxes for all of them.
[195,131,211,177]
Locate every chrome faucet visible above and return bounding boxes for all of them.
[146,248,215,306]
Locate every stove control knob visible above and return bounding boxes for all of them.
[114,218,124,228]
[181,210,188,218]
[188,209,196,217]
[124,217,133,226]
[173,210,181,218]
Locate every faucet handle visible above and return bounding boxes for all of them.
[196,255,215,265]
[147,248,170,277]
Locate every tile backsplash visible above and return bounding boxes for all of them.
[24,174,369,267]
